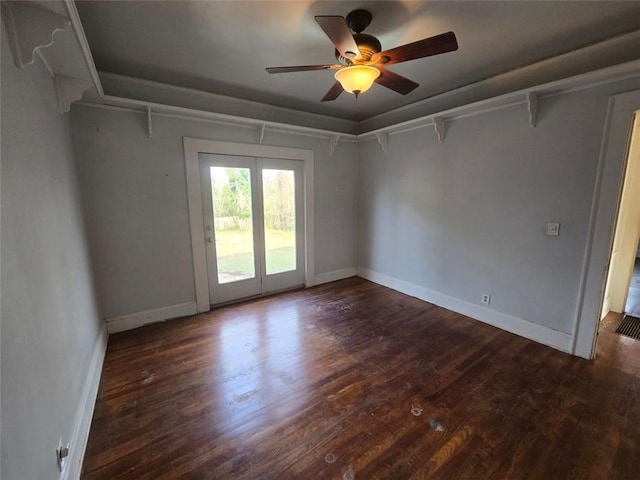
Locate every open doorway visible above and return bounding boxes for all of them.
[601,111,640,325]
[573,90,640,359]
[626,255,640,317]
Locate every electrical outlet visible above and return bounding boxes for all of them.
[56,439,69,473]
[481,294,491,305]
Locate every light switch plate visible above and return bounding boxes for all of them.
[546,222,560,236]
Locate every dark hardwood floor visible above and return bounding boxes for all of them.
[81,278,640,479]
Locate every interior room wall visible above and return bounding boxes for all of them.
[70,105,358,320]
[357,78,640,346]
[1,24,105,480]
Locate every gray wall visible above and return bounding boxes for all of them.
[71,106,358,318]
[358,78,640,335]
[1,25,105,480]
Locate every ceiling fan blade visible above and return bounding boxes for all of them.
[372,31,458,65]
[315,15,360,60]
[266,65,334,74]
[321,81,344,102]
[375,68,419,95]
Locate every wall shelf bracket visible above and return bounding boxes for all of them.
[433,117,446,143]
[146,106,153,138]
[55,75,92,114]
[2,1,70,69]
[375,132,389,152]
[257,123,266,144]
[527,92,538,128]
[329,135,340,155]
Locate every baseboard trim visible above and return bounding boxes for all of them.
[357,267,573,353]
[314,267,357,285]
[63,324,108,480]
[106,301,198,334]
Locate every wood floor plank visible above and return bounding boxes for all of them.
[82,278,640,479]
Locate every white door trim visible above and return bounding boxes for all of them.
[184,137,315,312]
[572,90,640,358]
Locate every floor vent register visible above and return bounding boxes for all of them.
[615,315,640,340]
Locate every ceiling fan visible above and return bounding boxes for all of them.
[265,9,458,102]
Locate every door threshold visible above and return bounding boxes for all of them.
[210,284,306,309]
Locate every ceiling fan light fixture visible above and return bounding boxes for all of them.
[334,65,380,96]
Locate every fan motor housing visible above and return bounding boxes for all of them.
[335,33,382,64]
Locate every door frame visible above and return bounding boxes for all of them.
[184,137,315,313]
[572,90,640,359]
[600,115,640,318]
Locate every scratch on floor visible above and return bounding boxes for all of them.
[141,371,157,385]
[411,405,423,417]
[324,453,337,464]
[233,389,260,403]
[342,465,355,480]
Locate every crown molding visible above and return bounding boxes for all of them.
[49,0,640,151]
[62,0,103,97]
[357,59,640,148]
[97,72,360,136]
[76,95,358,156]
[77,58,640,154]
[357,29,640,133]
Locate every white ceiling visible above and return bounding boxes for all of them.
[76,1,640,122]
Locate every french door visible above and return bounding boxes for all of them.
[199,153,304,304]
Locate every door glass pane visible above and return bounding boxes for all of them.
[262,169,296,275]
[210,167,255,284]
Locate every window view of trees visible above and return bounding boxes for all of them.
[262,169,296,275]
[262,170,295,231]
[210,167,296,284]
[212,168,252,231]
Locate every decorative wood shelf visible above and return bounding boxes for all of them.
[2,1,70,69]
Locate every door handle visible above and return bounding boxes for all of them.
[206,236,214,243]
